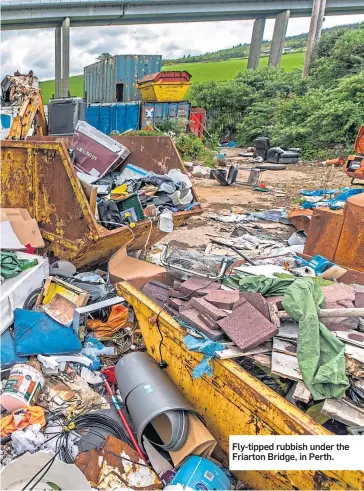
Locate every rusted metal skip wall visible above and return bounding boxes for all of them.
[118,282,364,491]
[1,137,201,268]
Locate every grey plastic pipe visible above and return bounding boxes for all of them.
[115,351,202,449]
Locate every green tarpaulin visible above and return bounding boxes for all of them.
[223,275,349,400]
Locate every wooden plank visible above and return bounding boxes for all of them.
[247,354,271,369]
[89,187,97,216]
[273,338,297,356]
[293,381,311,403]
[268,303,280,329]
[345,344,364,364]
[277,322,298,341]
[334,330,364,349]
[271,351,302,381]
[321,399,364,427]
[279,307,364,320]
[216,342,272,360]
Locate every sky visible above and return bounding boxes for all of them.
[1,14,364,80]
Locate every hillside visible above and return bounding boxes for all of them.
[163,22,360,64]
[40,51,304,103]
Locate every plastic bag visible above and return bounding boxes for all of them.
[168,169,192,189]
[11,424,45,455]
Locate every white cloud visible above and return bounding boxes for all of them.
[1,14,363,80]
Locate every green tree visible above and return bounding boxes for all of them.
[96,53,112,61]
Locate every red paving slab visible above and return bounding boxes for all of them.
[179,309,224,341]
[355,291,364,308]
[188,296,227,321]
[205,290,240,310]
[322,283,356,304]
[218,302,278,350]
[233,293,271,321]
[168,288,187,299]
[198,313,220,331]
[179,277,221,297]
[168,297,186,311]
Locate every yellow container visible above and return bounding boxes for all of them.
[138,81,191,102]
[137,71,191,102]
[117,280,364,491]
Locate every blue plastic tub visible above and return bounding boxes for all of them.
[170,456,231,490]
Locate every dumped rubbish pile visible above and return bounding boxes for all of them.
[0,245,236,489]
[1,71,39,106]
[1,137,364,491]
[72,121,199,232]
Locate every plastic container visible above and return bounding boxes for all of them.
[0,364,44,411]
[159,209,174,233]
[115,193,146,221]
[170,456,231,490]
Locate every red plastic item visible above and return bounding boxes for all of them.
[101,367,148,464]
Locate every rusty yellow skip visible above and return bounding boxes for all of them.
[118,281,364,491]
[0,136,202,268]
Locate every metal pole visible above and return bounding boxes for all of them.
[62,17,70,97]
[268,10,290,67]
[315,0,327,43]
[248,18,266,70]
[55,26,62,98]
[303,0,321,77]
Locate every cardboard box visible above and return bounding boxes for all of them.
[108,247,172,289]
[152,412,217,467]
[0,208,45,248]
[35,276,89,308]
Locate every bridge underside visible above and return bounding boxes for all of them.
[2,0,364,30]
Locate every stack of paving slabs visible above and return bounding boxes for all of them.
[141,276,278,349]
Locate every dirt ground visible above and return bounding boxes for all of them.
[156,148,352,252]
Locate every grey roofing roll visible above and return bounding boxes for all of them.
[115,351,201,450]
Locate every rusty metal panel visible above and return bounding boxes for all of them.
[303,207,344,261]
[1,137,201,268]
[288,209,313,234]
[334,193,364,272]
[118,281,364,491]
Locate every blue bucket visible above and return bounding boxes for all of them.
[170,456,231,490]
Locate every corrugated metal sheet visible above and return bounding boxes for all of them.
[86,103,140,135]
[84,55,162,104]
[140,102,191,131]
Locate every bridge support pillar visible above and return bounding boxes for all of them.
[248,18,266,69]
[303,0,322,77]
[55,26,62,98]
[315,0,327,42]
[62,17,70,97]
[268,10,290,67]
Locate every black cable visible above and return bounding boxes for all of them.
[154,277,226,368]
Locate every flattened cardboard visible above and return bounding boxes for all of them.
[0,208,45,248]
[108,247,172,290]
[152,412,216,467]
[0,221,25,250]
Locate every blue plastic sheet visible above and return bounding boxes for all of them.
[300,189,337,196]
[300,187,362,210]
[328,188,363,210]
[183,331,224,379]
[14,308,82,356]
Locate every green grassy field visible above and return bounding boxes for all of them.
[40,52,305,103]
